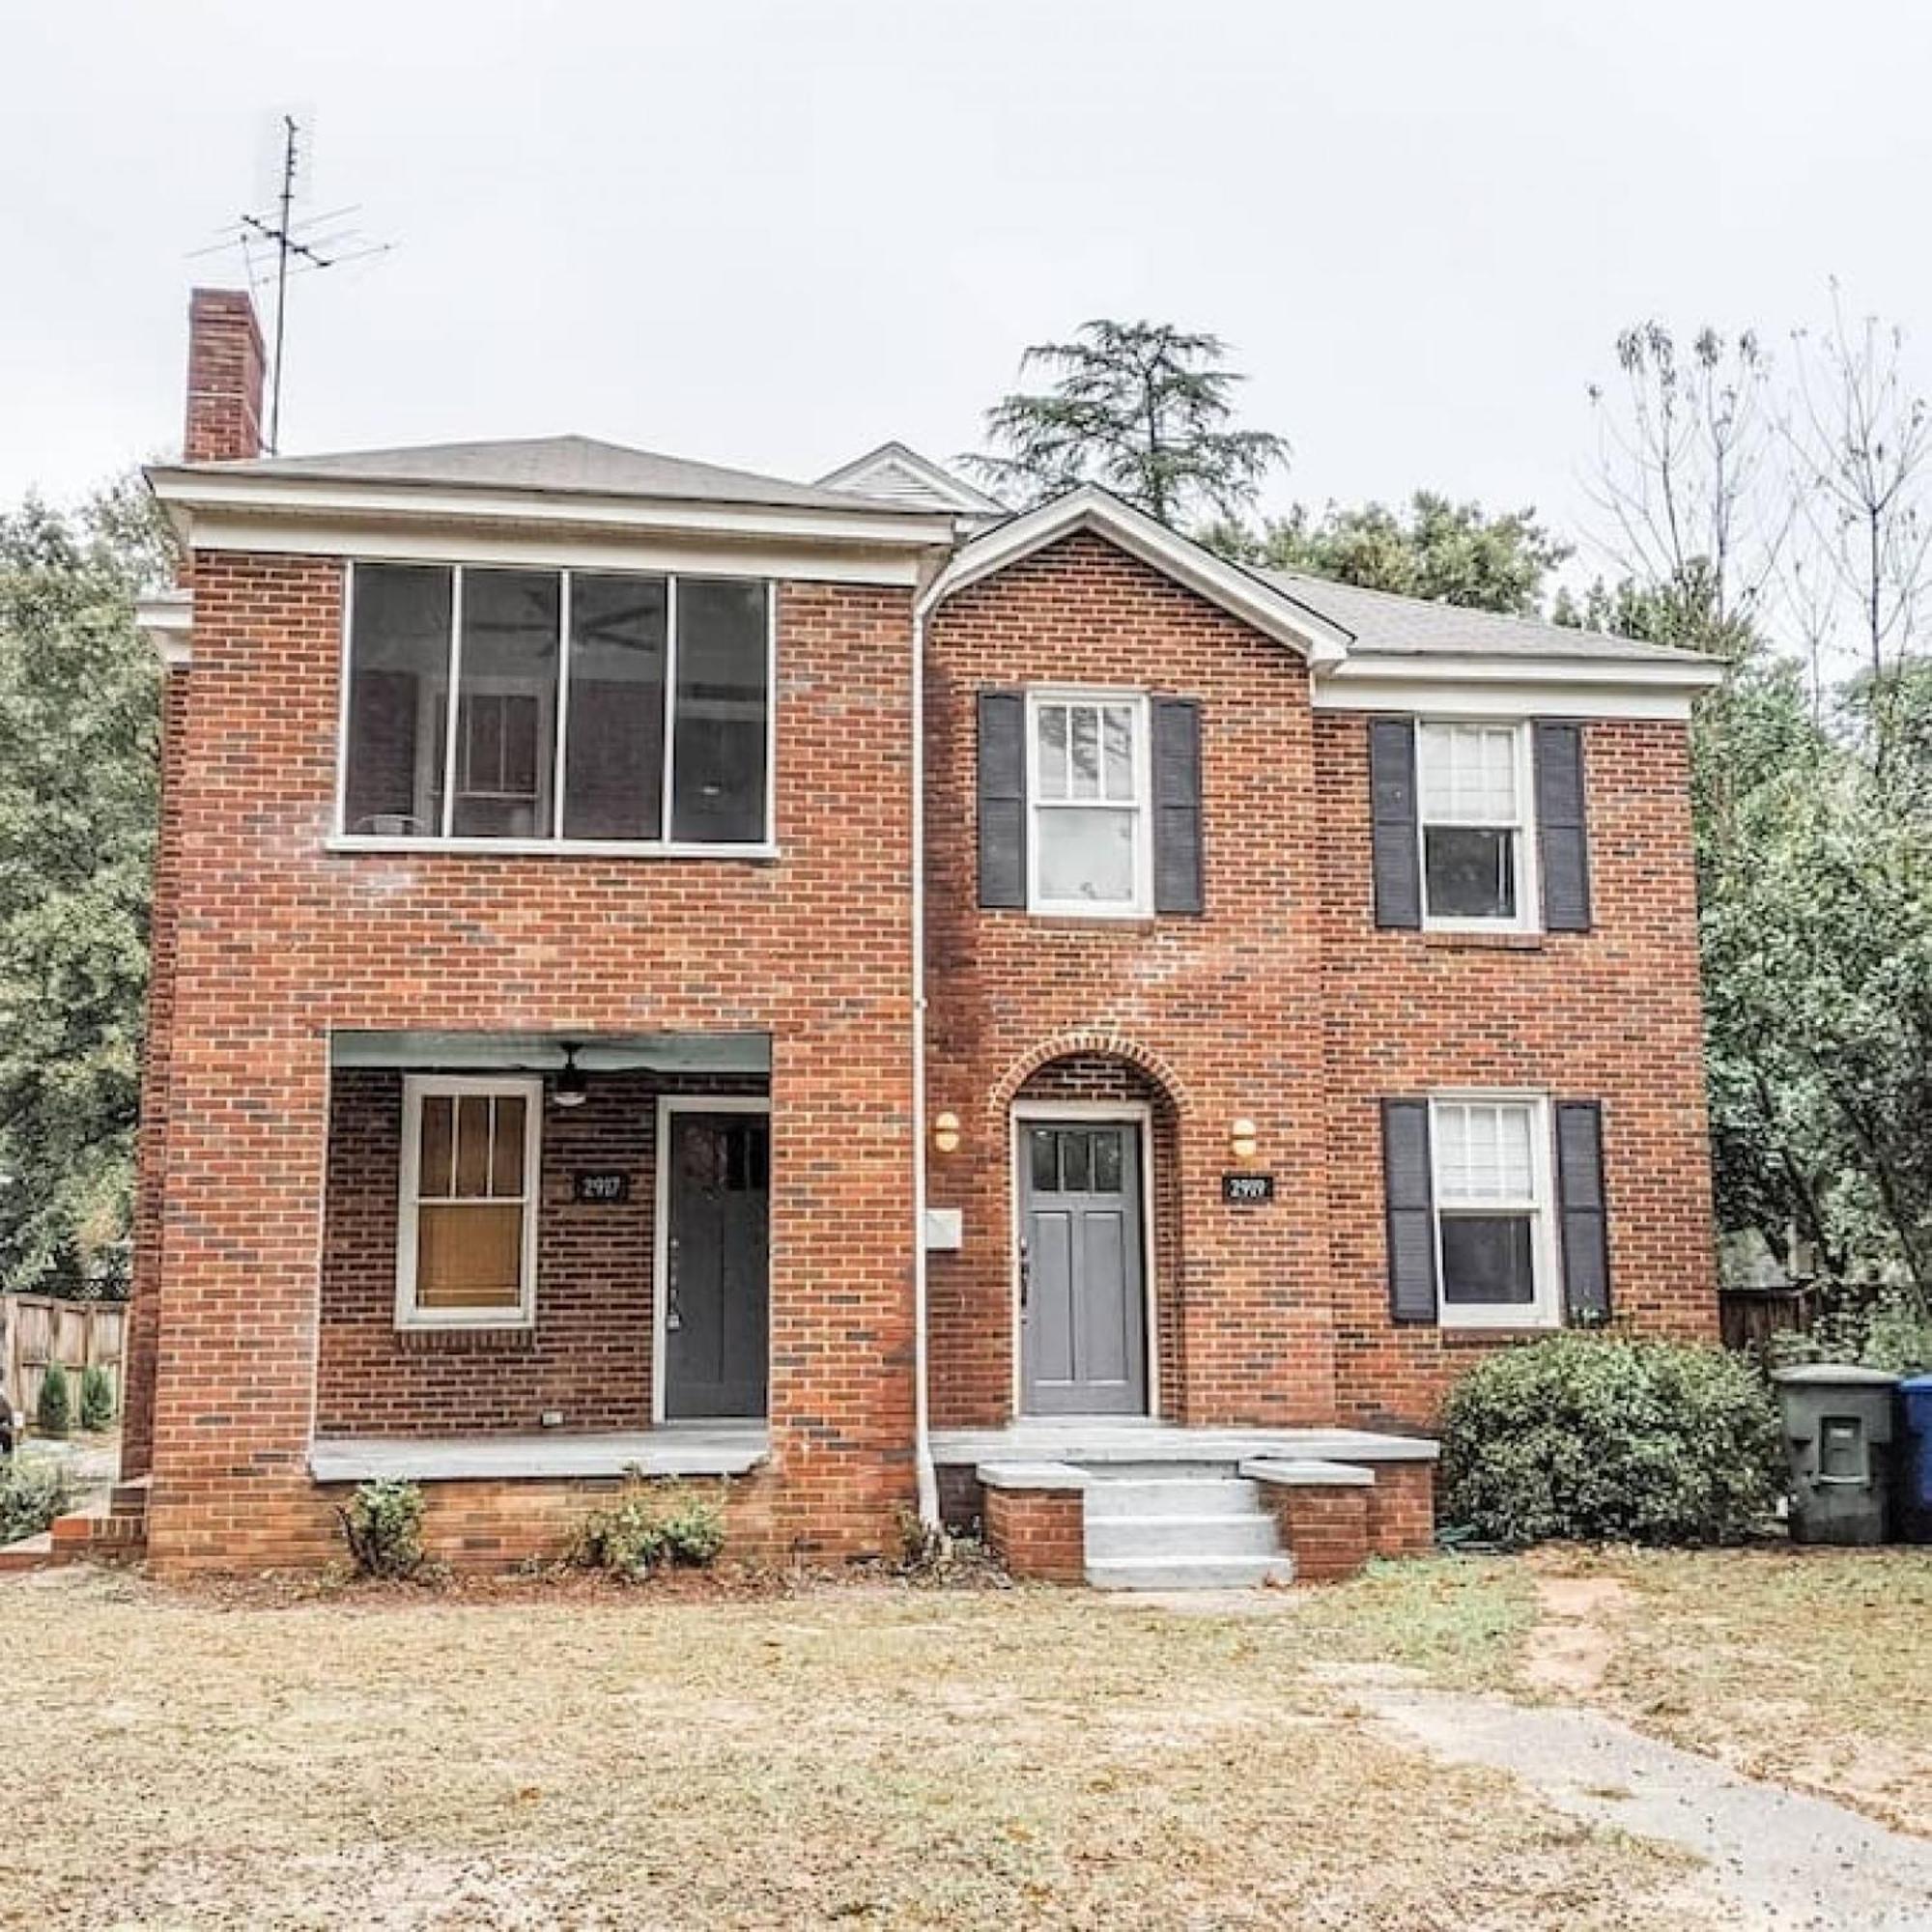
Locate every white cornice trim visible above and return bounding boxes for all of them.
[136,591,193,668]
[919,485,1353,665]
[145,465,955,565]
[1318,651,1723,694]
[168,512,930,586]
[1309,663,1713,722]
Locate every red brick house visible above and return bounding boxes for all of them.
[117,289,1721,1583]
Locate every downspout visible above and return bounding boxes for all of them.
[910,582,940,1528]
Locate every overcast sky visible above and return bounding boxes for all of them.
[6,1,1932,576]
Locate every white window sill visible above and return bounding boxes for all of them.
[328,836,781,862]
[1024,901,1153,922]
[1437,1309,1560,1333]
[394,1313,536,1334]
[1422,916,1542,938]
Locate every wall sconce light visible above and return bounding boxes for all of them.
[1229,1116,1259,1162]
[932,1110,961,1155]
[554,1042,588,1109]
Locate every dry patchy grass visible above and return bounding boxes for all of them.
[6,1562,1704,1932]
[1534,1545,1932,1834]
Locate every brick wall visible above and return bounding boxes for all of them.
[982,1484,1085,1584]
[318,1069,763,1436]
[183,290,263,464]
[141,553,919,1572]
[923,531,1717,1438]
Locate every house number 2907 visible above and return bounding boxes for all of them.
[1221,1173,1275,1205]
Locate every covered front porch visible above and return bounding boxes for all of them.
[317,1027,775,1459]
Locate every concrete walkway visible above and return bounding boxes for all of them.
[1338,1667,1932,1930]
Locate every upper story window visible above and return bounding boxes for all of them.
[339,562,773,850]
[1027,691,1151,916]
[1416,721,1535,929]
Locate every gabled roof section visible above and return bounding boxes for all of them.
[168,433,915,515]
[921,486,1354,665]
[817,441,1007,518]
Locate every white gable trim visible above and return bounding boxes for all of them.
[817,441,1007,517]
[1309,660,1718,723]
[919,486,1352,665]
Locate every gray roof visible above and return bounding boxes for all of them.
[1259,568,1705,667]
[183,434,937,516]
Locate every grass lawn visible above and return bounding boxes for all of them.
[5,1548,1924,1928]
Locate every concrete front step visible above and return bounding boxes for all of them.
[1087,1553,1295,1591]
[1086,1511,1281,1561]
[1084,1475,1260,1519]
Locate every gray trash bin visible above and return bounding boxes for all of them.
[1773,1364,1900,1546]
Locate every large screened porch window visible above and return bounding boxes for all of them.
[338,563,773,850]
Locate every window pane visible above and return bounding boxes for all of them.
[416,1203,525,1310]
[1092,1130,1123,1193]
[1037,806,1136,904]
[1102,706,1134,801]
[491,1096,527,1198]
[1419,724,1519,824]
[1439,1213,1536,1305]
[1036,705,1068,801]
[1436,1102,1536,1204]
[454,1095,494,1198]
[564,574,667,839]
[449,571,559,838]
[671,581,769,843]
[418,1094,454,1197]
[1059,1130,1091,1193]
[343,564,451,837]
[1030,1128,1058,1194]
[1068,706,1100,799]
[1425,826,1517,920]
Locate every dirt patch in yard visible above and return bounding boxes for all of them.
[5,1564,1701,1930]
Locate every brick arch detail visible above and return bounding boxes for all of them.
[989,1032,1194,1122]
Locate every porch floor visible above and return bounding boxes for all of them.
[929,1421,1438,1467]
[309,1424,770,1485]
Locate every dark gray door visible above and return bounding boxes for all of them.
[1019,1120,1148,1416]
[664,1111,769,1420]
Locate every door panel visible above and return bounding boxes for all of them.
[664,1111,769,1419]
[1019,1121,1148,1416]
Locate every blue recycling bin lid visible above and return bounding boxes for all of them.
[1900,1372,1932,1409]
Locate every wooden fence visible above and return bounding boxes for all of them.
[1717,1284,1818,1354]
[0,1294,125,1428]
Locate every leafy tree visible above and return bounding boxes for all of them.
[1210,492,1569,616]
[35,1362,71,1438]
[0,478,166,1296]
[967,321,1288,526]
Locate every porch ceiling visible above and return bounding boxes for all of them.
[328,1030,771,1076]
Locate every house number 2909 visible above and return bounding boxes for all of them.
[1221,1173,1275,1205]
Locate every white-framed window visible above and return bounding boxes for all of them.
[1417,721,1537,930]
[1026,690,1151,915]
[396,1075,543,1328]
[1430,1094,1559,1327]
[338,562,774,853]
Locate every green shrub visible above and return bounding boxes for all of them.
[77,1366,115,1433]
[1769,1287,1932,1378]
[576,1482,725,1578]
[34,1364,71,1439]
[1,1458,77,1546]
[1440,1334,1783,1548]
[337,1479,427,1578]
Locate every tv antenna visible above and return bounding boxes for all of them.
[188,114,395,452]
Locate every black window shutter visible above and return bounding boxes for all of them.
[1555,1100,1611,1323]
[977,691,1027,909]
[1151,696,1204,915]
[1381,1098,1439,1323]
[1369,719,1422,929]
[1535,722,1592,932]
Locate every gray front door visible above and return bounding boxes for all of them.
[664,1110,769,1420]
[1019,1119,1148,1416]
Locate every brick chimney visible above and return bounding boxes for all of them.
[184,288,266,463]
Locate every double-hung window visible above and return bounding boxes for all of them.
[1416,722,1535,928]
[340,563,772,850]
[1430,1095,1557,1327]
[1027,692,1151,915]
[397,1076,542,1328]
